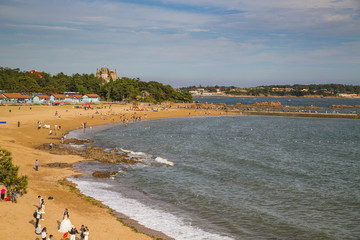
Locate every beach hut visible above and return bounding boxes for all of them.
[82,94,100,103]
[71,94,83,103]
[50,94,67,103]
[1,93,32,103]
[33,94,50,104]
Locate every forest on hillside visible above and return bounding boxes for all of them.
[0,67,192,103]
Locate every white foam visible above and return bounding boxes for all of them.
[69,178,233,240]
[155,157,175,166]
[120,148,149,157]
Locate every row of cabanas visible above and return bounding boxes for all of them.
[0,93,101,104]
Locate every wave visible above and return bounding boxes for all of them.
[119,148,174,167]
[69,178,233,240]
[155,157,174,166]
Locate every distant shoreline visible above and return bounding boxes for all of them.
[192,94,360,99]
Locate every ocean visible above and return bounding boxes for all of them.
[194,96,360,114]
[68,98,360,240]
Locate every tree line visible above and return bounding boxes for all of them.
[0,67,192,103]
[181,84,360,97]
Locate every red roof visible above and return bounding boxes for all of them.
[35,94,50,99]
[2,93,31,99]
[51,94,67,99]
[84,94,100,98]
[72,95,83,99]
[0,95,5,99]
[28,70,43,78]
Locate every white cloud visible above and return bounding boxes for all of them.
[0,0,359,85]
[323,14,351,22]
[6,23,78,31]
[186,28,209,32]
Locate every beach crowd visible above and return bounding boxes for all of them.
[34,196,90,240]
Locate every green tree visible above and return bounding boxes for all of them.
[0,148,28,200]
[19,76,41,94]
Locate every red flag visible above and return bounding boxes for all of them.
[63,232,68,239]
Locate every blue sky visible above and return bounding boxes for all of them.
[0,0,359,87]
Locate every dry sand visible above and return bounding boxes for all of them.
[0,103,227,239]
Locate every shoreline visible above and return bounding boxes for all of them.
[0,102,358,239]
[0,103,230,240]
[191,94,360,99]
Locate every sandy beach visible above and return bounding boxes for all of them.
[0,103,226,239]
[1,102,358,239]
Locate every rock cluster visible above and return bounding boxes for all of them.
[63,139,94,145]
[92,171,118,178]
[42,162,73,168]
[36,140,140,164]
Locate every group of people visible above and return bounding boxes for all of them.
[35,196,51,239]
[37,120,61,136]
[34,197,89,240]
[0,187,18,202]
[59,208,90,240]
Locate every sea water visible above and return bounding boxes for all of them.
[69,115,360,239]
[194,96,360,114]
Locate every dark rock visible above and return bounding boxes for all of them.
[63,138,94,145]
[43,162,73,168]
[92,171,111,178]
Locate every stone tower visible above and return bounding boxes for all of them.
[96,68,117,83]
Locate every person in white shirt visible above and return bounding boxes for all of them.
[41,227,47,240]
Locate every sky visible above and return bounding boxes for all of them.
[0,0,359,87]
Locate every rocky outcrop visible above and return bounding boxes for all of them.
[36,143,141,164]
[329,105,360,109]
[92,171,118,178]
[42,162,73,168]
[63,138,94,145]
[253,101,283,108]
[236,101,283,108]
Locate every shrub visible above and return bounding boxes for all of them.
[0,148,28,198]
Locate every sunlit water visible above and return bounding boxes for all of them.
[69,115,360,239]
[194,96,360,114]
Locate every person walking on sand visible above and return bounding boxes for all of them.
[35,207,41,228]
[47,234,53,240]
[35,160,39,171]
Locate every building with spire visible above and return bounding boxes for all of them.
[96,67,117,82]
